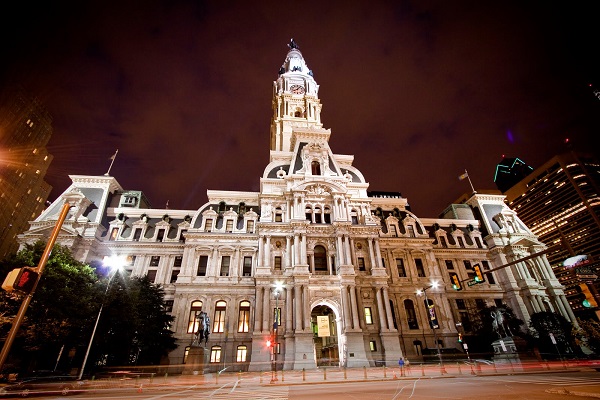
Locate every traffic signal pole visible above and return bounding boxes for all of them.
[0,200,72,372]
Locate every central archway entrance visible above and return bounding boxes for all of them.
[311,304,340,367]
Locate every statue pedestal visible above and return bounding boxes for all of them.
[182,345,207,376]
[492,336,532,371]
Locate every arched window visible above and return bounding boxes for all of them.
[305,205,313,222]
[275,207,283,222]
[188,300,203,333]
[314,245,327,272]
[324,206,331,224]
[210,346,222,363]
[236,345,248,362]
[213,300,226,333]
[238,300,251,332]
[404,299,419,329]
[311,160,321,175]
[218,201,226,213]
[314,206,322,223]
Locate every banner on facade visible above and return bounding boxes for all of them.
[317,315,330,337]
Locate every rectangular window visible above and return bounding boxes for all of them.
[164,300,174,313]
[243,256,252,276]
[415,258,426,277]
[170,269,180,283]
[156,229,165,242]
[236,346,247,362]
[475,299,486,309]
[109,228,119,241]
[147,269,157,283]
[275,213,282,222]
[482,260,496,284]
[456,299,466,310]
[463,260,472,270]
[445,260,454,270]
[396,258,406,277]
[389,225,397,236]
[179,229,187,242]
[314,213,322,223]
[205,219,213,232]
[225,220,233,232]
[369,340,377,352]
[274,256,282,270]
[220,256,230,276]
[358,257,366,271]
[197,255,208,276]
[247,220,254,232]
[458,237,465,247]
[150,256,160,267]
[407,225,415,237]
[364,307,373,325]
[133,229,142,241]
[174,256,183,267]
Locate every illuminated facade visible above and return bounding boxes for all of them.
[503,153,600,319]
[18,42,575,371]
[0,85,53,259]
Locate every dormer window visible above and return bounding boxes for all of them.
[225,220,233,233]
[205,219,213,232]
[311,161,321,175]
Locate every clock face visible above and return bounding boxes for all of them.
[290,85,305,94]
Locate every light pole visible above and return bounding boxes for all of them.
[271,283,282,383]
[417,281,446,374]
[78,255,126,380]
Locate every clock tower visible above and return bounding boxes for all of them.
[270,39,323,152]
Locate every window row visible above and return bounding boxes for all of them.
[187,300,252,334]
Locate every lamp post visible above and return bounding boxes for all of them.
[271,283,282,383]
[78,255,126,380]
[417,282,446,374]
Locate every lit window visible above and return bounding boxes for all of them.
[236,345,247,362]
[187,301,203,333]
[364,307,373,324]
[369,340,377,351]
[213,301,226,332]
[210,346,222,363]
[238,301,250,332]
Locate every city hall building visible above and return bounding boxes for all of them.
[18,42,575,372]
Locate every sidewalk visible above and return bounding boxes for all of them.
[86,361,600,398]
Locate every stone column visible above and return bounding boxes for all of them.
[255,286,263,332]
[285,287,293,332]
[342,286,352,328]
[264,236,271,268]
[368,238,376,271]
[350,286,360,330]
[382,287,395,330]
[295,285,303,331]
[376,288,387,331]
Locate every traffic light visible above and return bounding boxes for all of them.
[13,267,39,293]
[458,333,463,343]
[473,264,485,283]
[450,273,462,291]
[266,338,272,348]
[579,283,598,308]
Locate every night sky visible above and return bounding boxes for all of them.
[1,1,598,217]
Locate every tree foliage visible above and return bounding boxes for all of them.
[528,311,578,358]
[0,242,100,372]
[1,242,177,374]
[574,318,600,355]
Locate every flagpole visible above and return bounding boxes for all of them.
[464,169,476,193]
[104,150,118,176]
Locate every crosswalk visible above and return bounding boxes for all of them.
[493,375,600,387]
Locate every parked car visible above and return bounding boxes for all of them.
[0,375,86,397]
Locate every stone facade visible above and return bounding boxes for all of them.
[17,41,575,372]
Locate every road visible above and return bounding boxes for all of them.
[5,370,599,399]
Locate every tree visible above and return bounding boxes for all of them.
[574,318,600,355]
[0,241,101,373]
[528,311,579,359]
[85,274,176,372]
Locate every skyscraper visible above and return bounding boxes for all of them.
[0,85,53,259]
[503,152,600,319]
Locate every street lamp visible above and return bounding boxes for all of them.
[271,282,283,383]
[78,255,126,379]
[417,281,446,374]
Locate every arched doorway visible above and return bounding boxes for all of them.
[311,304,340,367]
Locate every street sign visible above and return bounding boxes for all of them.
[467,280,479,287]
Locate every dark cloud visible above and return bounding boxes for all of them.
[1,1,598,215]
